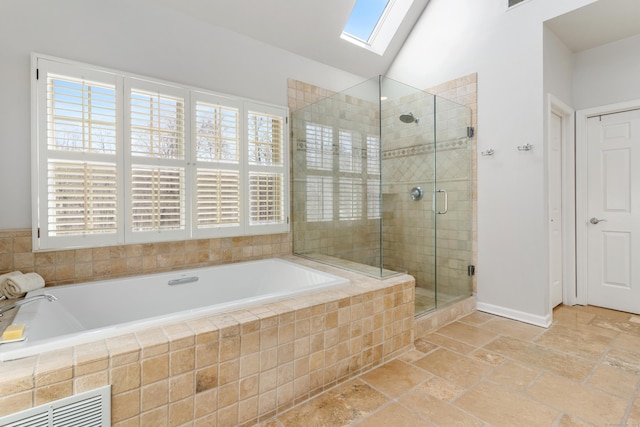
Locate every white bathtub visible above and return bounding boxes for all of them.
[0,258,349,361]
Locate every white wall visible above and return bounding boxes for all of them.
[573,33,640,110]
[544,27,575,108]
[0,0,364,230]
[387,0,597,325]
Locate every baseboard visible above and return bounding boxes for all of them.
[476,301,552,328]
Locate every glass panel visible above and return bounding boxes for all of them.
[380,76,437,313]
[434,96,473,307]
[291,75,473,316]
[292,76,388,278]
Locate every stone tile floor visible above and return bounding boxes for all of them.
[261,305,640,426]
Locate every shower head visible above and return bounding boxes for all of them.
[399,112,419,124]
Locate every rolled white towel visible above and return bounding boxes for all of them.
[1,272,45,299]
[0,271,22,281]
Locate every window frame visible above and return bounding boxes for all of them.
[32,54,289,251]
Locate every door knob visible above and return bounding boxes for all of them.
[590,217,607,225]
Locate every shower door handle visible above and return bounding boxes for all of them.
[435,189,448,214]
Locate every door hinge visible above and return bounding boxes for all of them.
[287,216,290,224]
[468,265,475,276]
[467,127,475,138]
[37,227,40,238]
[36,68,39,80]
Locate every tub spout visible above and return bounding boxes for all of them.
[0,294,57,317]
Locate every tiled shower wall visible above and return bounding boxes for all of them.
[288,80,381,268]
[288,75,478,297]
[0,229,291,287]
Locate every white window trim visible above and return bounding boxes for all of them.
[31,53,289,251]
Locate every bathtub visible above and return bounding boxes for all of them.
[0,258,349,361]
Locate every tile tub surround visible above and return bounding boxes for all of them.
[0,256,415,426]
[0,229,291,287]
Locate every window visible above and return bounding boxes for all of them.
[302,121,380,223]
[341,0,415,55]
[306,176,333,222]
[507,0,528,7]
[33,55,288,250]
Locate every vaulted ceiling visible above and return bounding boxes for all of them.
[151,0,640,78]
[153,0,430,78]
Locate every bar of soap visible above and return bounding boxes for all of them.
[2,324,25,341]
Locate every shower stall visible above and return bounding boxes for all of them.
[291,76,473,315]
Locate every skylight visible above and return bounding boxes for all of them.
[343,0,390,42]
[341,0,414,56]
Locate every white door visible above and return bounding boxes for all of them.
[586,109,640,313]
[549,112,563,308]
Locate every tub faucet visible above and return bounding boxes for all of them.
[0,294,57,317]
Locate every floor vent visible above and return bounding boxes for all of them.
[0,385,110,427]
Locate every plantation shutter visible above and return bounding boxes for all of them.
[36,59,123,249]
[34,55,289,250]
[125,79,187,242]
[192,92,242,236]
[246,103,288,232]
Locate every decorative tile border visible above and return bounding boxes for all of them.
[381,138,469,160]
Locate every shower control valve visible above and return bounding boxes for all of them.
[410,186,424,201]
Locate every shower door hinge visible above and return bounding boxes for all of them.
[468,265,475,276]
[467,127,475,138]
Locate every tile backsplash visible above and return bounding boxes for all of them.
[0,229,291,287]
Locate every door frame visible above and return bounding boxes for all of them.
[575,99,640,306]
[547,95,576,309]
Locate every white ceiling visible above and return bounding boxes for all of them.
[152,0,430,78]
[546,0,640,52]
[150,0,639,76]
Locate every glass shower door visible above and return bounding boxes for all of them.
[433,96,473,307]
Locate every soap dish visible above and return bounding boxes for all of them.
[0,336,26,345]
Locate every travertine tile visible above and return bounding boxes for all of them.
[141,380,168,412]
[534,325,614,360]
[413,348,492,388]
[459,311,495,326]
[455,381,558,427]
[603,347,640,374]
[481,317,545,341]
[612,330,640,352]
[359,359,429,397]
[587,364,640,398]
[526,372,627,426]
[400,391,482,426]
[277,380,387,427]
[486,360,539,391]
[413,376,464,402]
[484,336,594,381]
[627,393,640,426]
[436,321,498,347]
[421,333,476,355]
[557,414,593,427]
[469,348,505,365]
[357,402,434,426]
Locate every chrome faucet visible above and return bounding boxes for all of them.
[0,294,58,317]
